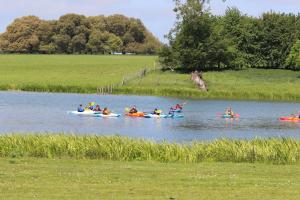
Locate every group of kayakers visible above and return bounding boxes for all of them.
[128,103,183,116]
[78,103,184,116]
[77,103,300,120]
[77,102,111,115]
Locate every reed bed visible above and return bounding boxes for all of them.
[1,134,300,164]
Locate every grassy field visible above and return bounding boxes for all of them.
[0,54,156,93]
[1,54,300,101]
[119,69,300,101]
[2,135,300,164]
[0,158,300,200]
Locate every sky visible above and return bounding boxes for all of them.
[1,0,300,42]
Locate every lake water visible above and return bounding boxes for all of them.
[0,91,300,142]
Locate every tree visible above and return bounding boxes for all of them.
[160,0,236,70]
[285,40,300,70]
[0,16,42,53]
[0,13,161,54]
[87,31,122,54]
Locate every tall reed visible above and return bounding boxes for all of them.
[1,134,300,164]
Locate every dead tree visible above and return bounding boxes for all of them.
[191,71,207,92]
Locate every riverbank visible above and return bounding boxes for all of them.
[1,135,300,164]
[1,158,299,200]
[1,55,300,101]
[118,69,300,101]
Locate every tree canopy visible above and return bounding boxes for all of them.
[159,0,300,70]
[0,14,161,54]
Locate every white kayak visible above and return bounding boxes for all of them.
[144,114,184,118]
[94,113,121,118]
[68,111,100,116]
[68,111,120,118]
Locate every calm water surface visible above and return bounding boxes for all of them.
[0,91,300,142]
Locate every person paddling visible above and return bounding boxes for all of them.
[78,104,84,112]
[153,108,162,115]
[88,102,95,110]
[225,107,234,117]
[93,105,101,112]
[173,104,183,110]
[102,107,111,115]
[129,106,138,114]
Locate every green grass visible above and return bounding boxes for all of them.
[119,69,300,101]
[2,134,300,164]
[0,158,300,200]
[0,54,156,93]
[1,54,300,101]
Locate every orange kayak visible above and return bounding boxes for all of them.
[280,117,300,122]
[125,112,145,117]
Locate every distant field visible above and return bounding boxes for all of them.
[1,54,300,101]
[0,158,300,200]
[119,69,300,101]
[0,54,156,93]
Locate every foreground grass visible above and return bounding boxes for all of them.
[1,135,300,164]
[0,158,300,200]
[0,54,156,93]
[118,69,300,101]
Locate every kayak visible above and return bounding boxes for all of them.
[173,109,183,113]
[68,111,101,116]
[280,117,300,122]
[125,112,145,117]
[68,111,120,118]
[95,113,121,118]
[144,114,184,118]
[221,114,240,119]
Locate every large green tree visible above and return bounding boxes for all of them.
[0,13,161,54]
[0,16,42,53]
[160,0,237,70]
[285,40,300,70]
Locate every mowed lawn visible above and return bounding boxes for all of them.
[0,158,299,200]
[121,69,300,101]
[0,54,156,92]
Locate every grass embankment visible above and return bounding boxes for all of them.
[0,54,156,93]
[117,69,300,101]
[1,158,300,200]
[1,54,300,101]
[2,135,300,164]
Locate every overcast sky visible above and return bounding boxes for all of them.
[1,0,300,42]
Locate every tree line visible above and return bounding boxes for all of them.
[0,14,161,54]
[159,0,300,70]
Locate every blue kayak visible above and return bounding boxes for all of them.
[144,114,184,118]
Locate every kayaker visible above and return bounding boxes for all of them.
[225,107,234,117]
[129,106,138,114]
[78,104,84,112]
[173,104,183,110]
[153,108,162,115]
[102,107,111,115]
[88,102,95,110]
[93,105,101,112]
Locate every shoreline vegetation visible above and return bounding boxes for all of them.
[1,134,300,164]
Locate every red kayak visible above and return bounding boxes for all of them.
[280,117,300,122]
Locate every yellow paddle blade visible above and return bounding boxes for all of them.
[125,107,130,112]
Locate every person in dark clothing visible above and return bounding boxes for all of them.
[129,106,138,114]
